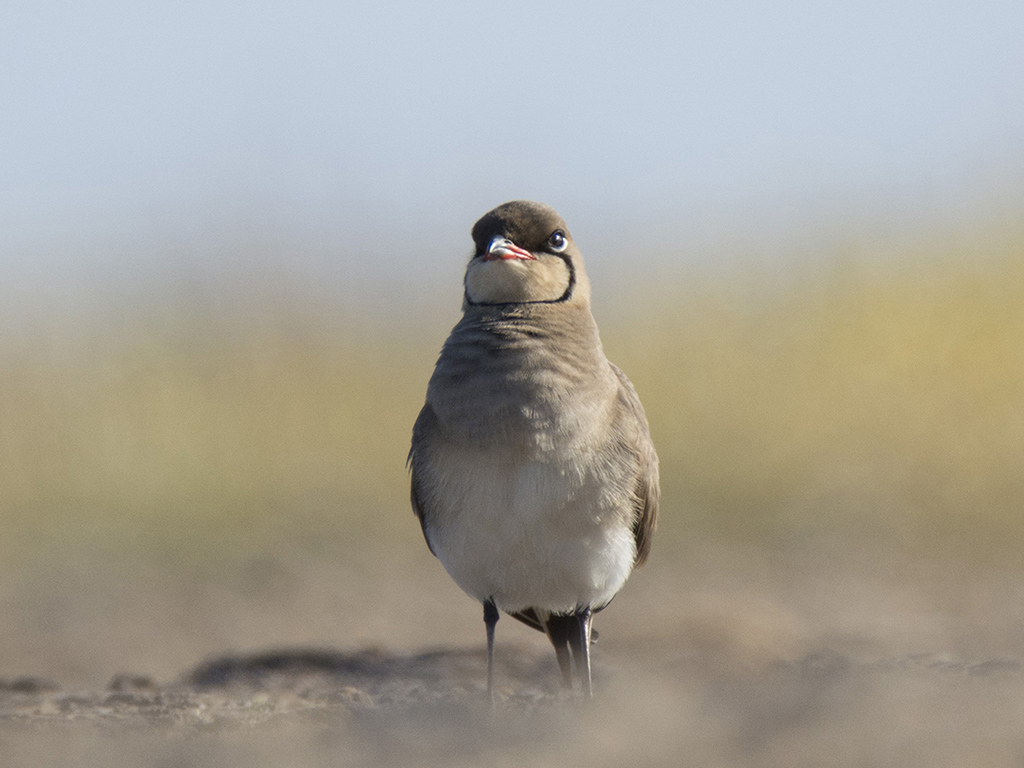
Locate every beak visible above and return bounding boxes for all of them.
[484,236,537,261]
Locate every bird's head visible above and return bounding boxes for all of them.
[464,200,590,307]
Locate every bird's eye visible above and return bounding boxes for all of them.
[548,230,568,253]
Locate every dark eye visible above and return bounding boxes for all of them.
[548,230,568,253]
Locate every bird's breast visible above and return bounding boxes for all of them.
[426,324,616,454]
[421,439,637,612]
[416,314,637,610]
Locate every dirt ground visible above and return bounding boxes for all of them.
[2,643,1023,768]
[3,538,1024,767]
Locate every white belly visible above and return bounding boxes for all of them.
[425,444,637,613]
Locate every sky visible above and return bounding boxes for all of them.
[2,0,1023,295]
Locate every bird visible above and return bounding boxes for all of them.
[408,200,659,699]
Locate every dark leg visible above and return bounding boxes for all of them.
[545,613,579,691]
[567,606,593,697]
[483,599,499,703]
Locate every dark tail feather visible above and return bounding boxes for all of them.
[508,607,600,641]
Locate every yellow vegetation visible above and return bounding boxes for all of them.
[1,221,1021,570]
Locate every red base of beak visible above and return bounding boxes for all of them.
[484,244,536,261]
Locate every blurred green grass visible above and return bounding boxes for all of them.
[605,224,1024,558]
[0,290,434,569]
[1,219,1022,573]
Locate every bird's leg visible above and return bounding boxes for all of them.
[553,640,574,690]
[568,606,594,697]
[545,613,579,691]
[483,599,499,703]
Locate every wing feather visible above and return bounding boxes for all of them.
[610,364,660,567]
[408,403,440,557]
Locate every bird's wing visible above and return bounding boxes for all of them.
[408,403,439,557]
[610,363,660,567]
[508,608,546,633]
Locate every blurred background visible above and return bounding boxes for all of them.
[2,0,1023,694]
